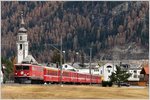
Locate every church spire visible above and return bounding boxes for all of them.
[19,11,27,32]
[21,12,25,25]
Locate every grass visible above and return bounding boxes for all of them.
[1,84,149,99]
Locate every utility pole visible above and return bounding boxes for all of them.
[60,35,63,86]
[89,48,92,85]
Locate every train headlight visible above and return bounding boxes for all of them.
[20,71,24,75]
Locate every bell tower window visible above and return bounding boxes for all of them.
[20,44,22,50]
[20,36,22,40]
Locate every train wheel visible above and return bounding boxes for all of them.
[31,80,36,84]
[19,79,24,84]
[14,78,19,83]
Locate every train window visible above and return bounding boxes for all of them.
[63,72,69,76]
[48,70,50,75]
[16,65,22,70]
[79,74,85,78]
[94,69,99,72]
[23,66,29,70]
[50,70,58,75]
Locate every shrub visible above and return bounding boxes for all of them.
[108,81,113,87]
[102,81,108,87]
[102,81,113,87]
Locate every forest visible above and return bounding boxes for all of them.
[1,1,149,63]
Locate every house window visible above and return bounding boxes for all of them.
[107,66,112,68]
[94,69,99,72]
[134,75,137,78]
[138,75,141,78]
[65,65,68,68]
[20,44,22,50]
[138,70,141,73]
[134,70,137,73]
[101,70,103,74]
[20,36,22,40]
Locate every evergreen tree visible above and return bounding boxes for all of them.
[109,65,131,87]
[1,57,14,83]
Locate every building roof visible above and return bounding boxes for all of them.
[128,67,142,70]
[140,64,149,74]
[144,66,149,74]
[19,27,27,32]
[22,55,38,64]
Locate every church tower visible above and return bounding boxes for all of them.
[17,12,28,63]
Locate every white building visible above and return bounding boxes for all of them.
[62,62,116,81]
[16,13,37,64]
[1,70,3,83]
[62,63,77,71]
[75,63,116,81]
[76,68,100,75]
[1,65,6,83]
[128,67,142,81]
[99,63,116,81]
[62,62,143,83]
[17,13,28,63]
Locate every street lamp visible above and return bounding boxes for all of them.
[44,35,63,86]
[60,35,63,86]
[78,48,92,85]
[63,50,66,64]
[76,52,79,62]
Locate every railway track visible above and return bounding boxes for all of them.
[2,80,102,87]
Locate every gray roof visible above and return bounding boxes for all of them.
[68,62,99,69]
[22,55,38,64]
[128,67,142,70]
[19,27,27,32]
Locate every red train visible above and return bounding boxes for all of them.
[14,63,102,84]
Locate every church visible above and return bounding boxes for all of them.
[16,12,37,64]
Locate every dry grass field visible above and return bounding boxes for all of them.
[1,84,149,99]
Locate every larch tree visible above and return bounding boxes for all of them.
[109,65,131,87]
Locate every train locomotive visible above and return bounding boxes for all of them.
[14,63,102,84]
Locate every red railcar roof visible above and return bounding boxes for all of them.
[15,63,100,77]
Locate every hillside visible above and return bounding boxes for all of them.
[1,1,149,63]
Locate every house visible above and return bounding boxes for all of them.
[99,63,116,81]
[99,62,143,83]
[76,68,100,75]
[62,63,77,71]
[128,67,142,85]
[63,62,99,74]
[62,61,145,85]
[64,62,116,81]
[139,64,149,86]
[76,63,100,75]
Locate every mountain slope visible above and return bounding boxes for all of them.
[1,1,149,63]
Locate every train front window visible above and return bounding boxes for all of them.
[16,66,22,70]
[15,65,29,70]
[23,66,29,70]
